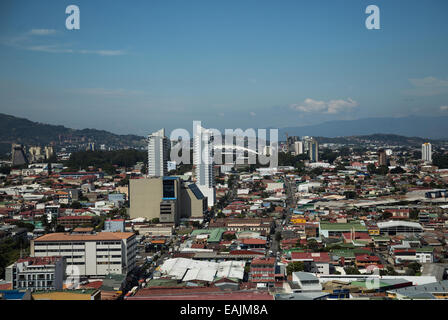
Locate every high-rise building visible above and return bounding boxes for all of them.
[308,139,319,162]
[86,142,95,151]
[293,141,304,155]
[193,123,216,207]
[147,128,169,177]
[422,143,432,163]
[11,144,28,166]
[28,146,42,162]
[44,146,54,160]
[378,149,387,166]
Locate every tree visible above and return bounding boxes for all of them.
[344,191,357,199]
[367,164,376,175]
[70,201,82,209]
[55,225,65,232]
[381,211,393,220]
[377,165,389,175]
[223,233,237,241]
[287,262,305,275]
[344,266,360,275]
[275,231,282,242]
[390,166,405,174]
[407,262,421,275]
[409,209,419,220]
[306,239,319,251]
[151,218,160,224]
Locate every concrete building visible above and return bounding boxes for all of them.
[293,141,304,155]
[422,142,432,163]
[249,257,278,286]
[308,139,319,163]
[291,272,323,292]
[129,177,207,224]
[104,219,125,232]
[30,231,137,277]
[5,256,66,291]
[11,144,28,166]
[377,221,423,236]
[147,128,169,177]
[378,149,387,166]
[193,123,216,207]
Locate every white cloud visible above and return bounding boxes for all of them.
[29,29,57,36]
[440,106,448,111]
[78,49,126,56]
[250,112,256,116]
[69,88,145,97]
[27,45,73,54]
[409,76,448,88]
[1,30,126,57]
[290,98,358,114]
[404,76,448,96]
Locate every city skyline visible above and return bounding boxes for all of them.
[1,0,448,136]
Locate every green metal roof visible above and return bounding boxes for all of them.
[331,249,356,258]
[190,228,226,243]
[415,247,435,253]
[320,223,367,232]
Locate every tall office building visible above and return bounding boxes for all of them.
[193,123,216,207]
[308,139,319,162]
[147,129,169,177]
[86,142,95,151]
[378,149,387,166]
[293,141,304,155]
[44,146,54,160]
[11,144,28,166]
[422,143,432,163]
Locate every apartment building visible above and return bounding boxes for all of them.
[5,256,66,291]
[30,231,137,277]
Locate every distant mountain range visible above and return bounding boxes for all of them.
[279,116,448,140]
[0,113,146,155]
[0,113,447,157]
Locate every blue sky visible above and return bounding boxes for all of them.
[1,0,448,136]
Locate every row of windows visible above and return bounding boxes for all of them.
[36,242,85,246]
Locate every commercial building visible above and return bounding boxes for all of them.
[193,123,216,207]
[387,280,448,300]
[57,215,94,229]
[377,221,423,236]
[249,257,278,286]
[11,144,28,166]
[293,141,304,155]
[129,177,207,224]
[422,142,432,163]
[319,222,368,238]
[378,149,387,166]
[308,139,319,163]
[30,231,137,277]
[104,219,125,232]
[147,128,169,177]
[291,272,323,292]
[5,256,66,291]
